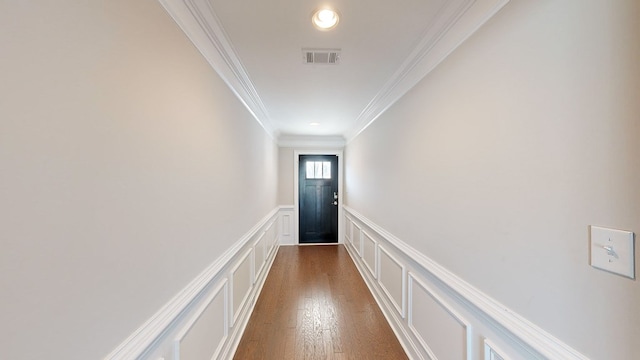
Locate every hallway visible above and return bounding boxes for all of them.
[234,245,407,359]
[3,1,638,359]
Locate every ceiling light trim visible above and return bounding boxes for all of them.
[158,0,275,138]
[346,0,511,143]
[311,8,340,31]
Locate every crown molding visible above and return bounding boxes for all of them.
[158,0,274,138]
[158,0,510,143]
[346,0,511,143]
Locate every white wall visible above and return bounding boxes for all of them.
[0,1,277,359]
[278,147,295,205]
[344,0,640,359]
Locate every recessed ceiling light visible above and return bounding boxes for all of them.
[312,8,339,31]
[309,122,320,126]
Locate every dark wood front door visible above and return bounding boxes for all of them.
[299,155,338,243]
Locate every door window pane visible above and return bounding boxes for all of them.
[306,161,332,179]
[322,162,331,179]
[306,162,315,179]
[315,162,323,179]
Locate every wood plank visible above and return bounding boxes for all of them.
[234,245,407,359]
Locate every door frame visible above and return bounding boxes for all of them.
[294,149,343,245]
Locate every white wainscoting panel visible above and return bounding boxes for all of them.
[408,273,470,360]
[174,280,227,360]
[484,339,509,360]
[352,223,362,256]
[362,231,377,278]
[231,249,253,326]
[255,219,277,282]
[342,206,590,360]
[105,207,285,360]
[378,246,405,319]
[278,206,295,245]
[254,233,266,280]
[265,219,278,256]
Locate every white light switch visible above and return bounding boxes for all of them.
[590,226,635,279]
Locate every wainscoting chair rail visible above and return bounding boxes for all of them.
[105,207,284,360]
[342,205,589,360]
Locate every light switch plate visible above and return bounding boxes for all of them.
[590,226,635,279]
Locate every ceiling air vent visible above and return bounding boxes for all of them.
[303,48,341,64]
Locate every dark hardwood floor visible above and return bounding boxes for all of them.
[233,245,408,360]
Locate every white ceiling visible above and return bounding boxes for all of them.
[159,0,510,144]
